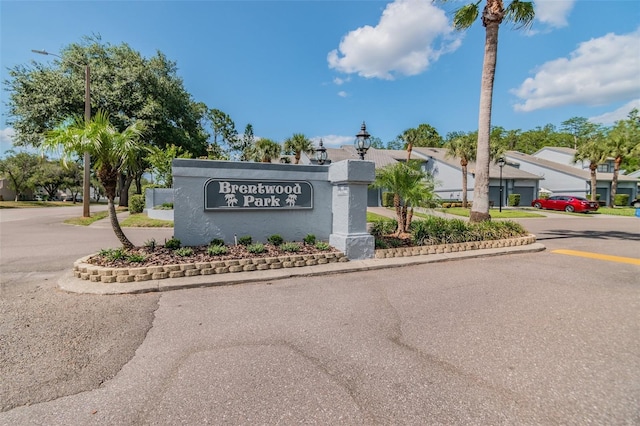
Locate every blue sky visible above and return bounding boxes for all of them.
[1,0,639,156]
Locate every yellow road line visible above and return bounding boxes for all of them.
[552,249,640,265]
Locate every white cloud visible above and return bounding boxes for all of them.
[511,29,640,112]
[337,91,348,98]
[327,0,461,80]
[333,77,350,85]
[533,0,575,28]
[589,99,640,125]
[0,128,16,157]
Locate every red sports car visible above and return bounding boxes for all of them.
[531,195,599,213]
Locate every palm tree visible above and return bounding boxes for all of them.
[447,0,535,222]
[574,136,609,203]
[251,138,282,163]
[283,133,314,164]
[371,161,435,234]
[402,128,421,161]
[606,117,639,207]
[445,133,476,207]
[44,110,146,249]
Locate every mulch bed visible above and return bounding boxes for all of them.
[88,243,339,268]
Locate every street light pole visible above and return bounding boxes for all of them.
[32,49,91,217]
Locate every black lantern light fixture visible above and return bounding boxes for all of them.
[497,157,506,212]
[315,139,328,165]
[354,121,371,160]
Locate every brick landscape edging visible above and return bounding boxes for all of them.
[374,234,537,259]
[73,252,349,283]
[72,234,537,284]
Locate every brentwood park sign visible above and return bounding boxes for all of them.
[204,179,313,210]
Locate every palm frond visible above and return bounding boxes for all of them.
[453,2,480,30]
[505,0,535,30]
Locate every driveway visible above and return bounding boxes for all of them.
[1,207,638,424]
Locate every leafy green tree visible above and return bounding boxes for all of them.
[32,159,67,200]
[0,151,41,201]
[447,0,535,222]
[561,117,600,150]
[44,110,146,249]
[398,124,444,160]
[445,133,477,207]
[283,133,314,164]
[250,138,282,163]
[371,161,435,234]
[574,134,609,202]
[606,112,640,206]
[232,124,255,161]
[369,136,385,149]
[6,35,208,155]
[147,145,191,187]
[208,108,238,155]
[61,162,83,204]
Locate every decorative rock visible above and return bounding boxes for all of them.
[257,264,270,270]
[270,263,283,269]
[305,259,318,266]
[215,267,229,274]
[243,264,257,272]
[163,265,181,272]
[128,268,147,276]
[90,275,101,282]
[152,272,169,280]
[195,262,211,270]
[101,276,117,283]
[181,264,196,271]
[185,269,201,277]
[201,268,214,275]
[169,270,185,278]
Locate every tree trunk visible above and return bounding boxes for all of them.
[118,173,133,207]
[461,163,468,208]
[470,8,502,223]
[609,156,621,207]
[393,194,404,235]
[590,165,598,202]
[108,196,134,249]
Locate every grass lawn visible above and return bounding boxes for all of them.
[120,213,173,228]
[433,208,545,219]
[0,200,79,208]
[594,207,637,217]
[64,210,109,226]
[367,211,392,222]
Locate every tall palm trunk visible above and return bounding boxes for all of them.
[470,4,502,223]
[589,164,598,202]
[393,194,405,235]
[461,162,469,207]
[108,196,134,249]
[610,156,622,207]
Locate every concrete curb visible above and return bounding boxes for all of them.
[59,242,546,295]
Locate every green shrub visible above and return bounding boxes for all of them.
[303,234,316,245]
[315,241,330,250]
[281,242,301,252]
[539,192,550,200]
[209,238,225,247]
[369,219,397,237]
[508,193,521,207]
[99,248,126,262]
[175,247,193,257]
[614,194,629,206]
[247,243,265,254]
[238,235,252,246]
[267,234,284,246]
[144,238,156,251]
[129,194,145,214]
[381,192,395,207]
[375,239,388,249]
[156,202,173,210]
[127,253,147,263]
[165,237,181,249]
[207,244,229,255]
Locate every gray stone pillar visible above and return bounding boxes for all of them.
[328,160,375,260]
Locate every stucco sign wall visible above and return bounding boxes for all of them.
[204,179,313,210]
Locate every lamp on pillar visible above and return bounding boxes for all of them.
[315,139,328,165]
[32,49,91,218]
[354,121,371,160]
[497,157,506,212]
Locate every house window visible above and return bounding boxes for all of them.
[597,164,609,173]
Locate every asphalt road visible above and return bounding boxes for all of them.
[1,206,638,425]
